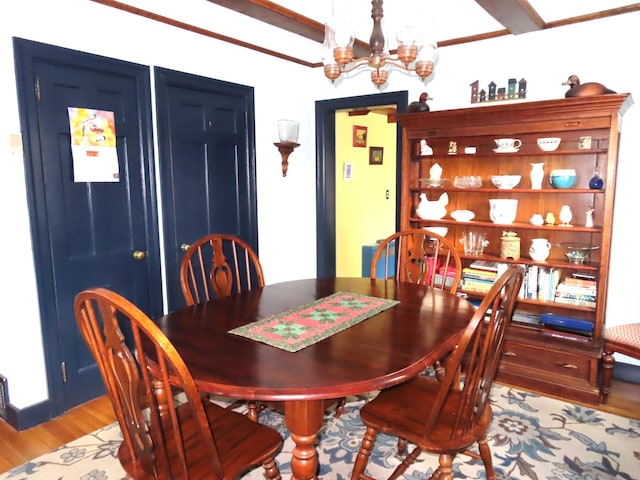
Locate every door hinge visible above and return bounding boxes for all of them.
[35,78,41,102]
[61,361,67,383]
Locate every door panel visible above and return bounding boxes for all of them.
[155,67,258,311]
[14,38,162,417]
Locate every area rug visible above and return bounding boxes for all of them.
[1,384,639,479]
[229,291,399,352]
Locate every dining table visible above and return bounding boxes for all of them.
[153,276,477,480]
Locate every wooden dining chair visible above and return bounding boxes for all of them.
[601,322,640,403]
[179,233,267,418]
[370,229,462,292]
[180,233,265,305]
[351,266,524,480]
[347,228,464,419]
[74,287,283,480]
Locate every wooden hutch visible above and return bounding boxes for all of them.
[394,94,633,404]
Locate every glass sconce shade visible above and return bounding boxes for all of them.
[278,120,299,143]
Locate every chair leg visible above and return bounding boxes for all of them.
[351,427,377,480]
[389,446,421,480]
[397,437,408,456]
[601,348,615,404]
[334,397,346,418]
[434,453,454,480]
[477,434,497,480]
[247,402,260,422]
[262,457,281,480]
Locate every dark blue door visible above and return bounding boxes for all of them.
[14,38,162,418]
[154,68,258,312]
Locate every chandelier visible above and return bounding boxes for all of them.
[322,0,437,88]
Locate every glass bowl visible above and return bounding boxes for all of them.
[453,175,482,188]
[419,178,449,188]
[557,243,599,264]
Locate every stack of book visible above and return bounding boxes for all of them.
[540,312,594,342]
[554,276,597,308]
[461,261,506,293]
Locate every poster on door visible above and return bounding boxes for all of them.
[68,107,119,182]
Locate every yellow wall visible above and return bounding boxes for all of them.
[335,110,397,277]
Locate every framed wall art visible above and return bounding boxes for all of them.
[353,125,367,147]
[369,146,383,165]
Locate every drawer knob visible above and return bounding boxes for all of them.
[557,362,578,369]
[503,351,517,357]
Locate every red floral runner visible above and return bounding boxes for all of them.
[229,291,399,352]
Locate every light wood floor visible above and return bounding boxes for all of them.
[1,380,639,475]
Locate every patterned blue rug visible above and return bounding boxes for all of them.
[1,384,638,479]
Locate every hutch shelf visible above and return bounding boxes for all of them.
[395,94,633,404]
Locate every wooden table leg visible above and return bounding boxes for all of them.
[285,399,325,480]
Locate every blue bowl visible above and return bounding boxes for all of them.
[549,169,576,189]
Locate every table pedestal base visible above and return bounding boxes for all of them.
[285,399,325,480]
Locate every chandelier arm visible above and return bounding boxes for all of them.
[340,58,372,74]
[383,59,412,71]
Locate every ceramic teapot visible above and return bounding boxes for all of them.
[416,192,448,220]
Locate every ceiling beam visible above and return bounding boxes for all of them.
[206,0,372,58]
[474,0,545,34]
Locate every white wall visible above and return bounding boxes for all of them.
[1,0,638,410]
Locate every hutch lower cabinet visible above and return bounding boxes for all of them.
[395,94,633,404]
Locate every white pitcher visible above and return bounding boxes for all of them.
[529,238,551,261]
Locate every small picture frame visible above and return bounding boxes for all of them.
[353,125,368,147]
[578,136,592,150]
[369,146,384,165]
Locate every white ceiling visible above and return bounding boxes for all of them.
[98,0,640,68]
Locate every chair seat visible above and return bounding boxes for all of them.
[360,376,493,454]
[604,323,640,352]
[119,392,282,479]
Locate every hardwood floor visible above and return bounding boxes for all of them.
[0,395,116,474]
[1,380,639,474]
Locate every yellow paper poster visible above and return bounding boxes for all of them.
[68,107,119,182]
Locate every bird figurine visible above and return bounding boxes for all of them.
[562,75,616,98]
[407,92,432,113]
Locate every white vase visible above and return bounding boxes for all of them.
[530,163,544,190]
[529,238,551,261]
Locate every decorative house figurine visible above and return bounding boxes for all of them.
[518,78,527,98]
[470,78,527,104]
[507,78,517,99]
[500,231,521,260]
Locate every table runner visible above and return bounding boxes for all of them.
[229,291,399,352]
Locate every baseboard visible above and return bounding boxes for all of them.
[613,361,640,385]
[5,399,51,432]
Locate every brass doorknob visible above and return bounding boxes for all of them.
[132,250,147,260]
[180,243,192,252]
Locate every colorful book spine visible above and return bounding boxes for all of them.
[554,295,596,308]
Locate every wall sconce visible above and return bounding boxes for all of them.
[274,119,299,177]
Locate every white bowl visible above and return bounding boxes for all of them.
[537,137,561,151]
[451,210,475,222]
[491,175,521,189]
[423,226,449,238]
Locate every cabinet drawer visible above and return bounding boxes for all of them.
[500,341,593,382]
